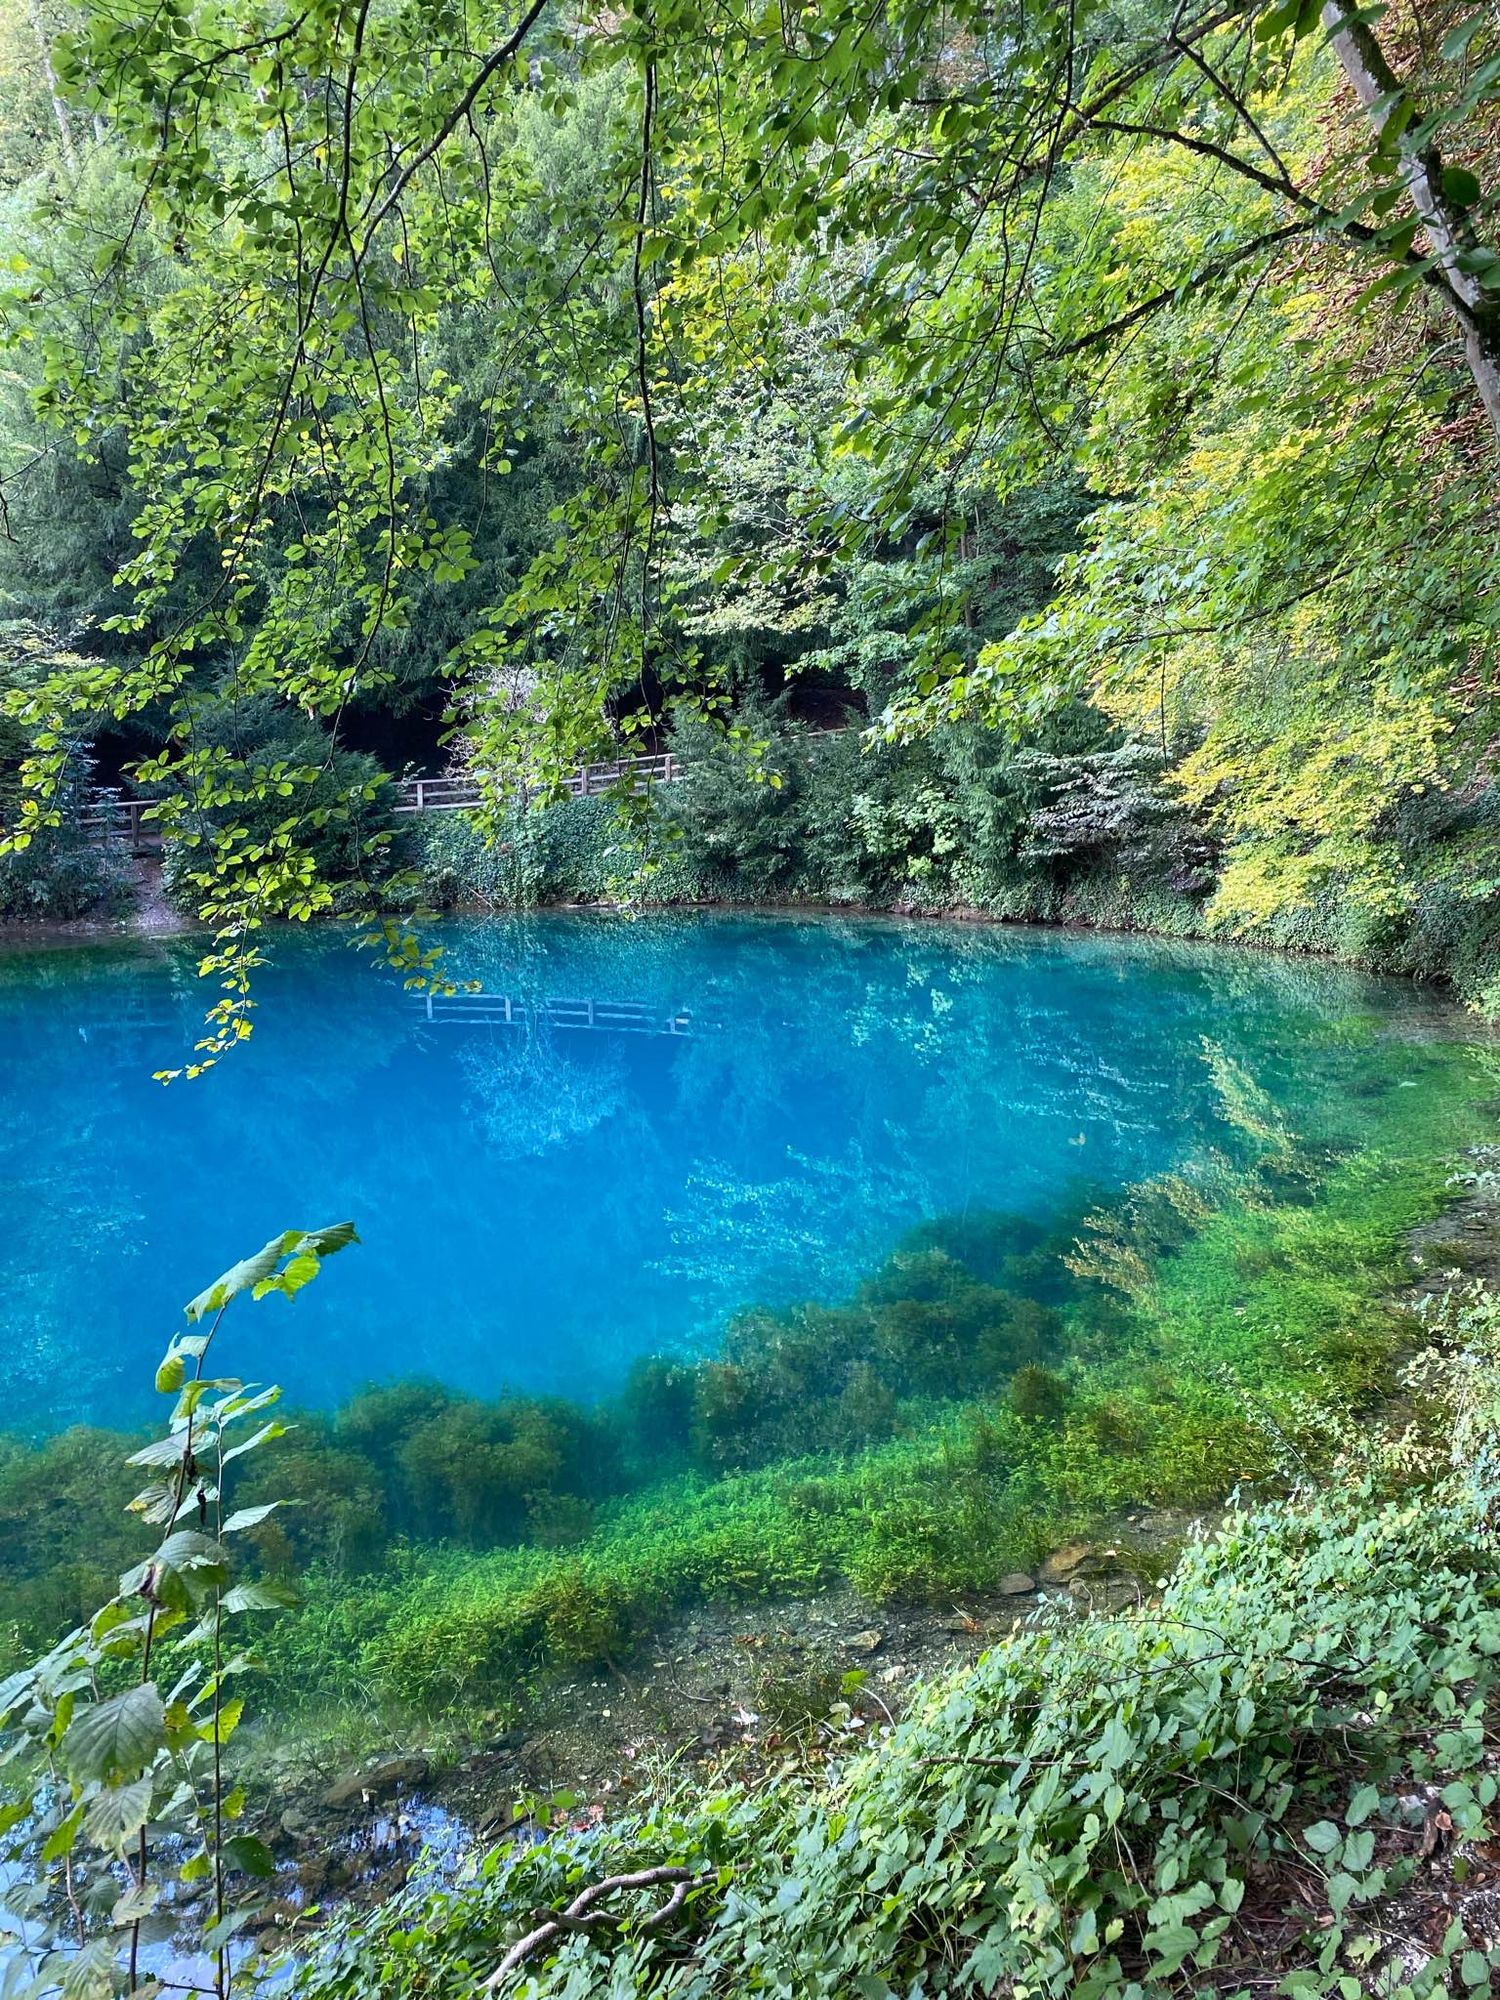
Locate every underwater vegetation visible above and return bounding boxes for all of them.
[2,1023,1491,1722]
[289,1400,1500,2000]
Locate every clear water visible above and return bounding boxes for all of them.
[0,913,1467,1434]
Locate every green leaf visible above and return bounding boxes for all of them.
[1327,1871,1360,1914]
[221,1501,285,1533]
[125,1433,193,1469]
[186,1223,357,1319]
[60,1938,117,2000]
[1442,166,1482,206]
[110,1880,160,1926]
[222,1833,277,1878]
[156,1528,230,1577]
[204,1906,265,1950]
[84,1774,154,1852]
[122,1529,231,1610]
[0,1666,35,1722]
[1345,1784,1380,1826]
[216,1384,281,1425]
[1442,12,1486,60]
[1254,0,1302,39]
[184,1237,287,1321]
[63,1684,167,1786]
[1303,1820,1342,1853]
[220,1579,299,1613]
[220,1420,290,1465]
[198,1696,244,1743]
[129,1480,184,1526]
[41,1798,86,1862]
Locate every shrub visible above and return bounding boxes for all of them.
[288,1454,1500,2000]
[0,729,132,919]
[154,693,395,911]
[1009,1362,1070,1423]
[408,703,1216,926]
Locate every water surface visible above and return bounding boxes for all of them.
[0,914,1470,1431]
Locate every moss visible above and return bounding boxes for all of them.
[3,1037,1490,1711]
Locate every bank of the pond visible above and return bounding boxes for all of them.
[409,777,1500,1015]
[233,1116,1500,1948]
[283,1395,1500,2000]
[8,762,1499,1019]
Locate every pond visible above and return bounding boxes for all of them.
[0,913,1479,1436]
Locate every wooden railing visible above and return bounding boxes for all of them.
[393,751,682,814]
[79,791,158,855]
[80,729,842,841]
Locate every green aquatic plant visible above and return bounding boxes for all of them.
[1,1034,1490,1738]
[0,1189,1106,1665]
[266,1053,1492,1714]
[0,1222,354,2000]
[288,1418,1500,2000]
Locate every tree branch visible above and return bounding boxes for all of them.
[483,1866,711,1991]
[355,0,552,262]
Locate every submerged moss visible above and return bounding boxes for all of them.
[2,1033,1491,1715]
[257,1040,1496,1713]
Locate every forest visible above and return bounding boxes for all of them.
[0,0,1497,1003]
[2,0,1500,1992]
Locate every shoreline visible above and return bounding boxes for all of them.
[0,889,1479,1005]
[247,1140,1500,1933]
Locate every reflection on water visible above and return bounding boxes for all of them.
[0,1795,474,1997]
[0,912,1471,1432]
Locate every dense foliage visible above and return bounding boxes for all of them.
[0,627,128,920]
[0,0,1496,1013]
[288,1282,1500,1999]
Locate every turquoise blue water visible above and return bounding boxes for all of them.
[0,914,1463,1433]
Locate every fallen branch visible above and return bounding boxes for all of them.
[916,1754,1020,1769]
[483,1865,711,1989]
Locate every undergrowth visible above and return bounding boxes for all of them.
[287,1284,1500,1999]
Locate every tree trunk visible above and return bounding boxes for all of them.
[24,0,77,173]
[1323,0,1500,441]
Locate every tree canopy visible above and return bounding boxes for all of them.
[0,0,1497,1026]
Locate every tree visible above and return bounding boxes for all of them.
[1,0,1498,987]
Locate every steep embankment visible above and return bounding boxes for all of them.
[286,1323,1500,1999]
